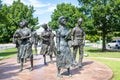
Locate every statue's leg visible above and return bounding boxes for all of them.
[78,45,83,68]
[73,46,78,61]
[35,44,38,55]
[67,68,72,77]
[30,55,33,71]
[53,47,57,57]
[17,55,20,63]
[19,58,23,72]
[17,48,20,63]
[50,55,53,63]
[43,55,47,65]
[57,67,63,78]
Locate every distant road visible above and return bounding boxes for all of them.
[0,43,16,50]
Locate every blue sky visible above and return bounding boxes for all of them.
[2,0,79,25]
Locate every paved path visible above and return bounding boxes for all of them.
[90,57,120,61]
[0,43,15,50]
[0,55,113,80]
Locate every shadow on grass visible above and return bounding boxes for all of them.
[86,49,102,53]
[87,49,120,53]
[0,51,17,57]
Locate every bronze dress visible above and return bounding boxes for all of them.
[56,26,74,68]
[15,27,32,63]
[49,32,57,55]
[40,30,51,55]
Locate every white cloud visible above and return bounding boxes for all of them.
[2,0,15,5]
[23,0,50,8]
[2,0,55,15]
[2,0,50,8]
[47,5,56,12]
[34,4,56,15]
[2,0,56,24]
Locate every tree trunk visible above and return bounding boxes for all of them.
[102,27,106,51]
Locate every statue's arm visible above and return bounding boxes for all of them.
[40,32,46,40]
[65,29,72,40]
[83,28,86,45]
[56,29,60,52]
[20,29,31,39]
[13,31,17,44]
[71,28,75,40]
[13,30,19,43]
[35,32,39,43]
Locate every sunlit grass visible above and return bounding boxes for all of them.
[0,48,17,60]
[0,48,36,60]
[84,47,120,58]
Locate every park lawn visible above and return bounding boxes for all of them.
[0,48,17,60]
[0,48,36,60]
[84,46,120,80]
[84,47,120,58]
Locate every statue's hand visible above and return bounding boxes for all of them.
[21,37,26,39]
[57,50,61,54]
[69,29,72,33]
[82,42,85,46]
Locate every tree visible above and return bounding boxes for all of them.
[0,0,1,9]
[0,0,38,43]
[0,0,2,20]
[48,3,86,29]
[49,3,97,42]
[78,0,120,51]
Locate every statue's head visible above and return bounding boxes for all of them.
[31,27,34,31]
[25,20,28,26]
[19,20,28,28]
[19,21,23,28]
[49,27,52,32]
[58,16,66,25]
[14,32,21,38]
[42,23,48,30]
[22,20,28,27]
[77,18,83,26]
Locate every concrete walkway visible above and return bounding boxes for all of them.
[0,55,113,80]
[0,43,15,50]
[90,57,120,61]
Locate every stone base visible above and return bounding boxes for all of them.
[0,55,113,80]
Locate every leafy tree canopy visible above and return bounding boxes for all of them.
[49,3,88,30]
[0,0,38,43]
[78,0,120,51]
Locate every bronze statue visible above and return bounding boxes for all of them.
[13,20,33,72]
[40,24,51,65]
[56,16,74,78]
[48,28,57,63]
[13,29,21,63]
[31,27,38,55]
[71,18,85,68]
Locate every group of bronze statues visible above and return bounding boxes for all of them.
[13,16,85,78]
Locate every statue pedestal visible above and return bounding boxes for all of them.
[0,55,113,80]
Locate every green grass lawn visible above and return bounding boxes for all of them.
[85,47,120,58]
[0,48,17,60]
[84,46,120,80]
[0,48,36,60]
